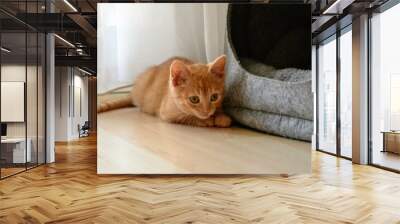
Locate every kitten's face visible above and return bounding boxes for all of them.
[169,55,226,120]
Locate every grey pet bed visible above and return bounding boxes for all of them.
[224,4,313,141]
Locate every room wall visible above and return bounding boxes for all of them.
[1,65,25,137]
[1,64,45,164]
[55,67,89,141]
[71,73,89,138]
[55,67,70,141]
[1,65,42,139]
[97,3,228,93]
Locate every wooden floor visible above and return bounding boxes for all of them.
[1,163,42,178]
[1,167,25,178]
[98,108,310,174]
[373,150,400,171]
[1,136,400,223]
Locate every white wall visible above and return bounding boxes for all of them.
[97,3,228,93]
[1,66,26,131]
[1,65,40,138]
[1,82,25,122]
[55,67,89,141]
[71,73,89,138]
[1,63,46,164]
[55,67,69,141]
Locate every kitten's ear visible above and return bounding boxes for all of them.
[209,55,226,79]
[170,60,190,87]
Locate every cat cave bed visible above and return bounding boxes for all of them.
[224,4,313,141]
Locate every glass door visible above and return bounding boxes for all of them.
[1,30,28,178]
[0,1,47,179]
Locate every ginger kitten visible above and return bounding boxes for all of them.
[98,55,232,128]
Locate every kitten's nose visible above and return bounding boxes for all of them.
[197,112,211,120]
[200,111,211,118]
[202,104,210,115]
[198,108,212,119]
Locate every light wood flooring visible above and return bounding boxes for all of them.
[0,135,400,223]
[98,108,310,174]
[372,150,400,171]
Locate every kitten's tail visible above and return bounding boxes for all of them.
[98,94,134,113]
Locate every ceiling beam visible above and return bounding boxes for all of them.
[67,13,97,39]
[322,0,355,14]
[55,55,96,70]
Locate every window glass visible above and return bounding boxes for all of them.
[371,3,400,171]
[340,29,352,158]
[318,36,337,154]
[1,31,28,177]
[0,2,46,178]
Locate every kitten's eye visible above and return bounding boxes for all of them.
[189,96,200,104]
[210,93,219,102]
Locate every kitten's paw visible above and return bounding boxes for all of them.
[193,117,214,127]
[204,118,215,127]
[214,114,232,128]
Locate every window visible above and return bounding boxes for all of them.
[370,2,400,171]
[318,36,337,154]
[339,28,352,158]
[390,74,400,130]
[316,25,353,159]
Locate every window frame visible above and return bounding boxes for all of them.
[0,0,48,180]
[315,24,353,161]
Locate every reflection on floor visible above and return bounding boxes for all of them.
[0,167,25,178]
[0,162,42,178]
[98,108,311,174]
[373,150,400,171]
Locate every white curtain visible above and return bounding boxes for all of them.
[97,3,228,94]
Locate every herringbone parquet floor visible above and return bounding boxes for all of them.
[1,135,400,223]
